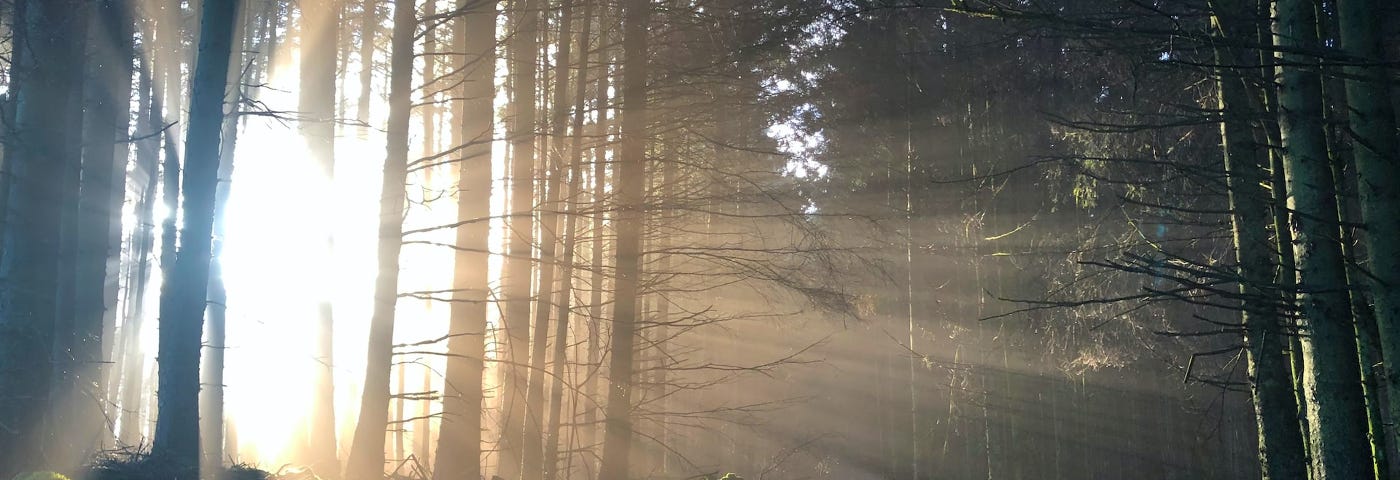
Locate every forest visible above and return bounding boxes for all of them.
[0,0,1398,479]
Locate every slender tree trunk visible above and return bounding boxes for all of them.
[544,5,592,477]
[500,0,542,477]
[1273,0,1374,477]
[73,0,135,457]
[0,0,86,474]
[1209,2,1308,477]
[345,0,414,477]
[598,0,648,477]
[199,5,251,470]
[300,0,343,474]
[151,0,242,474]
[396,361,408,461]
[1338,0,1400,465]
[584,14,611,469]
[357,0,378,130]
[525,2,576,478]
[416,366,431,465]
[117,54,161,448]
[433,0,496,478]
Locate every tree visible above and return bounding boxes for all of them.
[1338,0,1400,459]
[433,0,496,478]
[499,0,542,477]
[1272,0,1373,476]
[597,0,649,477]
[151,0,243,474]
[299,0,343,473]
[344,0,415,476]
[1209,0,1306,476]
[0,0,88,475]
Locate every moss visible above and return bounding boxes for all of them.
[12,472,71,480]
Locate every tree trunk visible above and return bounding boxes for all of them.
[117,52,162,448]
[300,0,343,474]
[433,0,495,478]
[1209,2,1308,477]
[585,12,612,470]
[1272,0,1375,477]
[73,0,135,457]
[544,4,593,477]
[356,0,378,129]
[597,0,648,477]
[0,0,86,474]
[524,2,576,478]
[151,0,242,474]
[500,0,541,477]
[1338,0,1400,464]
[344,0,414,477]
[199,5,251,470]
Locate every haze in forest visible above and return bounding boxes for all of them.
[0,0,1397,480]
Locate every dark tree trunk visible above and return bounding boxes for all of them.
[597,0,649,477]
[0,0,87,475]
[1209,2,1308,478]
[1272,0,1374,477]
[72,0,135,458]
[151,0,242,474]
[344,0,414,477]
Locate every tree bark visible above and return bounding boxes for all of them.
[500,0,541,477]
[73,0,135,458]
[598,0,648,477]
[1272,0,1374,477]
[0,0,86,474]
[300,0,343,474]
[344,0,414,477]
[1338,0,1400,464]
[544,4,592,477]
[524,2,577,478]
[433,0,496,478]
[151,0,242,474]
[357,0,378,129]
[1209,1,1308,477]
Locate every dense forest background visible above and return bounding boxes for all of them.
[0,0,1397,479]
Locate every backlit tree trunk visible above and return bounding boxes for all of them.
[151,0,242,473]
[0,0,87,474]
[344,0,414,477]
[500,0,541,477]
[597,0,648,477]
[300,0,343,474]
[433,0,496,478]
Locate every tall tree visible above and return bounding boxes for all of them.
[597,0,648,477]
[1273,0,1374,477]
[1338,0,1400,457]
[500,0,542,477]
[345,0,415,476]
[0,0,87,474]
[543,3,593,476]
[1208,1,1308,477]
[299,0,343,474]
[523,1,577,477]
[433,0,496,478]
[356,0,378,129]
[151,0,243,474]
[72,0,136,459]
